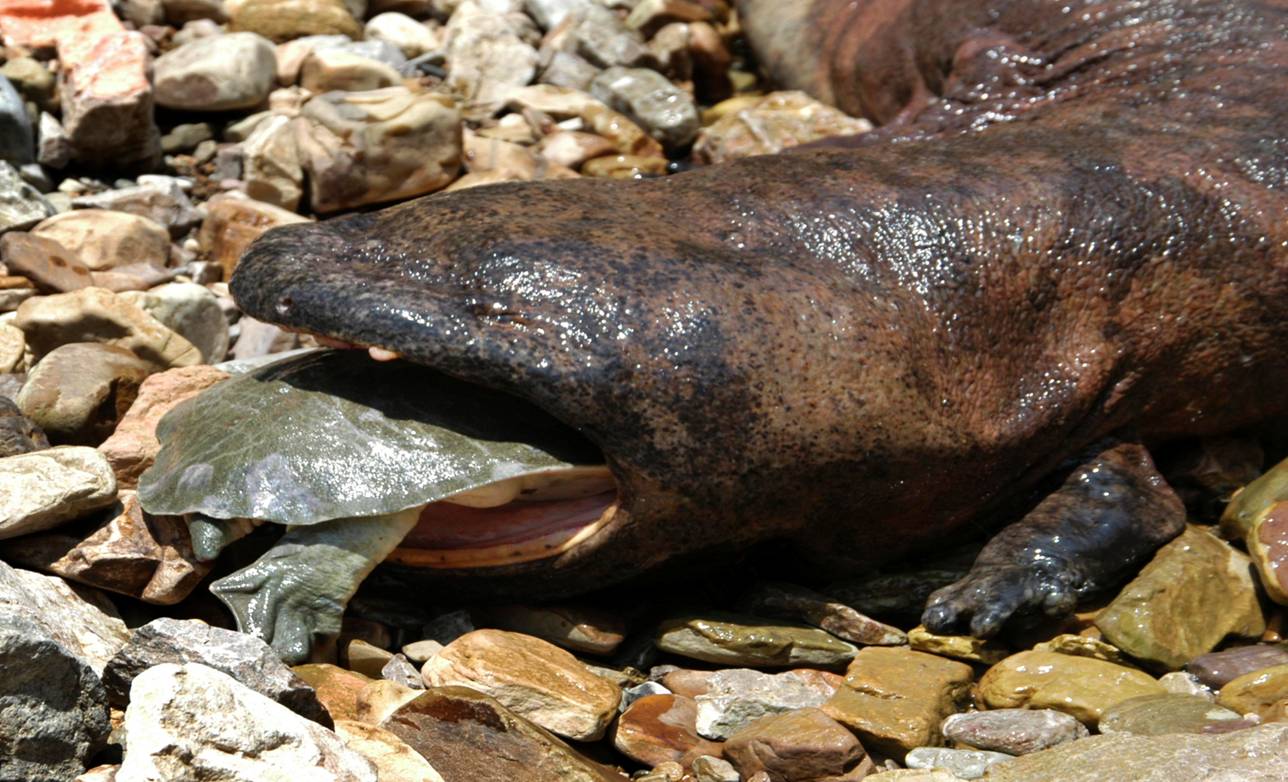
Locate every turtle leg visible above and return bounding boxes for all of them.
[211,507,421,663]
[922,440,1185,638]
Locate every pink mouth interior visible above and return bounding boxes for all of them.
[399,491,618,550]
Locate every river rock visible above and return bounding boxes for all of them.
[37,111,73,169]
[472,603,626,654]
[117,663,376,782]
[1222,456,1288,540]
[545,5,653,70]
[198,192,309,280]
[0,326,24,378]
[907,625,1009,664]
[692,668,839,740]
[366,12,440,57]
[590,66,698,150]
[18,343,154,445]
[15,287,202,368]
[984,722,1288,782]
[1248,500,1288,605]
[421,628,621,740]
[0,393,46,453]
[229,0,362,42]
[296,87,462,212]
[1095,525,1266,670]
[1098,693,1245,735]
[625,0,712,36]
[536,130,618,170]
[345,637,395,678]
[904,748,1013,780]
[655,612,858,668]
[31,210,169,272]
[525,0,592,29]
[613,693,722,767]
[354,678,422,724]
[240,113,305,211]
[0,446,117,540]
[153,32,276,112]
[97,365,228,487]
[446,4,539,115]
[120,283,228,364]
[940,709,1088,755]
[695,91,874,164]
[978,650,1165,725]
[59,30,161,169]
[723,707,868,782]
[300,47,403,92]
[822,647,973,757]
[1,57,55,113]
[1,232,94,293]
[1033,632,1131,664]
[0,491,209,604]
[293,663,375,722]
[102,617,330,723]
[70,177,201,239]
[0,73,34,166]
[1217,663,1288,721]
[741,582,906,646]
[334,720,446,782]
[379,687,625,782]
[380,653,424,689]
[1187,643,1288,688]
[0,610,110,782]
[0,559,129,675]
[0,160,55,233]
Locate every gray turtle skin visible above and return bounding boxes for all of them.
[229,0,1288,640]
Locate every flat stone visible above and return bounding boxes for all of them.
[940,709,1088,755]
[0,394,47,456]
[229,0,362,42]
[723,707,867,782]
[1098,693,1245,735]
[160,122,213,153]
[1249,500,1288,606]
[473,603,626,655]
[1032,633,1131,665]
[15,287,202,368]
[197,192,309,279]
[590,66,698,150]
[446,4,539,116]
[822,647,973,757]
[1,232,95,293]
[297,86,462,213]
[380,653,425,689]
[613,693,722,767]
[403,638,444,664]
[695,91,873,164]
[334,719,446,782]
[984,723,1288,782]
[0,609,110,781]
[292,663,375,722]
[421,628,621,740]
[116,663,376,782]
[741,582,906,646]
[18,343,154,445]
[0,446,117,540]
[154,32,277,111]
[71,177,202,239]
[655,611,858,668]
[0,558,129,676]
[32,210,169,272]
[907,625,1009,664]
[693,668,840,740]
[120,283,228,364]
[1217,663,1288,722]
[504,84,665,158]
[545,5,653,71]
[0,159,55,233]
[978,650,1165,725]
[905,748,1013,780]
[1187,643,1288,689]
[379,686,626,782]
[0,490,209,605]
[1095,525,1266,670]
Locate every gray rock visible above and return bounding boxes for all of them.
[0,446,119,540]
[153,32,278,111]
[37,112,72,169]
[0,396,49,458]
[905,747,1014,779]
[539,50,600,91]
[0,74,33,166]
[590,66,698,150]
[621,681,670,712]
[0,609,110,782]
[525,0,592,30]
[322,39,409,68]
[71,177,202,238]
[940,709,1089,756]
[693,668,838,740]
[18,343,155,445]
[160,122,214,154]
[1186,643,1288,689]
[120,283,229,364]
[446,6,539,115]
[0,160,55,234]
[556,6,654,70]
[102,618,331,725]
[0,559,129,676]
[380,652,425,689]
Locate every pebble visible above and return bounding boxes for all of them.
[546,5,653,70]
[116,663,377,782]
[692,668,840,740]
[1032,632,1131,664]
[422,628,622,740]
[15,287,203,369]
[402,637,445,664]
[17,342,154,445]
[381,652,426,689]
[1158,670,1215,698]
[238,113,305,211]
[723,707,868,782]
[1,57,56,113]
[655,612,858,668]
[905,748,1013,780]
[1,232,95,293]
[978,650,1165,725]
[1097,693,1245,735]
[37,111,73,169]
[1249,500,1288,606]
[525,0,592,29]
[365,12,440,57]
[0,160,56,233]
[120,282,228,364]
[346,637,396,677]
[613,693,722,766]
[153,32,277,111]
[940,709,1089,755]
[0,73,34,166]
[446,4,539,115]
[0,446,118,540]
[472,603,627,655]
[292,662,375,722]
[1217,663,1288,722]
[695,91,874,164]
[1187,643,1288,688]
[620,680,670,711]
[590,66,699,150]
[740,582,907,647]
[0,558,129,676]
[380,687,624,782]
[160,122,214,154]
[907,624,1009,664]
[71,176,202,238]
[691,755,739,782]
[197,191,310,279]
[1094,525,1266,670]
[333,719,447,782]
[0,395,47,456]
[31,209,170,272]
[300,47,403,92]
[229,0,362,42]
[1221,455,1288,540]
[822,647,974,757]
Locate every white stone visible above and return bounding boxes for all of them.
[693,668,838,740]
[299,48,402,93]
[241,113,305,211]
[365,12,440,58]
[0,446,118,541]
[154,32,277,111]
[32,209,170,272]
[120,282,229,364]
[0,558,129,676]
[446,2,538,115]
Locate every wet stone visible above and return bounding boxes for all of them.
[907,625,1009,664]
[0,446,117,540]
[655,612,858,668]
[1217,663,1288,722]
[1098,693,1244,735]
[1032,633,1131,665]
[1221,455,1288,540]
[978,650,1165,725]
[1187,643,1288,689]
[905,748,1013,780]
[18,343,154,445]
[723,707,868,782]
[693,668,840,740]
[695,91,873,164]
[0,395,48,457]
[741,582,906,646]
[1158,670,1215,699]
[940,708,1088,755]
[613,693,722,767]
[1249,501,1288,606]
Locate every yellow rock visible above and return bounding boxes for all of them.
[978,650,1164,725]
[1217,663,1288,722]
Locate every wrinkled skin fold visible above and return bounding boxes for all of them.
[229,0,1288,636]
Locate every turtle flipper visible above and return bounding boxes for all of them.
[922,440,1185,638]
[211,507,421,663]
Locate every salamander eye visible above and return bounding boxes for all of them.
[276,296,295,317]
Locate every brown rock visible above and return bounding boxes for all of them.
[17,342,154,445]
[334,719,446,782]
[379,687,626,782]
[345,637,395,678]
[58,30,161,169]
[1097,693,1246,735]
[536,131,619,170]
[31,209,169,272]
[299,48,402,93]
[422,628,621,740]
[473,603,626,655]
[0,232,94,293]
[655,612,858,668]
[97,364,229,488]
[821,647,972,757]
[723,708,867,782]
[582,154,668,179]
[14,287,202,368]
[1187,643,1288,689]
[197,192,309,280]
[229,0,362,42]
[292,663,375,722]
[1221,456,1288,540]
[613,694,722,767]
[0,490,210,604]
[355,679,423,725]
[1217,663,1288,722]
[978,650,1165,725]
[907,625,1009,664]
[741,582,906,646]
[1249,501,1288,605]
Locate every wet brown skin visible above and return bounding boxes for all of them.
[232,0,1288,626]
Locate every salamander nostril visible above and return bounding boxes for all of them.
[276,296,295,317]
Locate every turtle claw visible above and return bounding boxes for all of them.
[922,562,1080,638]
